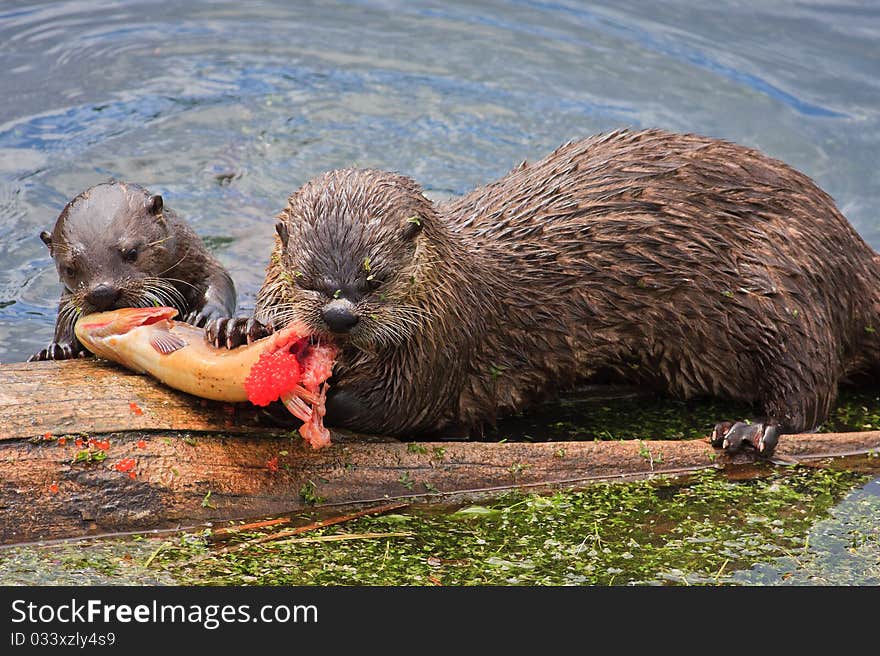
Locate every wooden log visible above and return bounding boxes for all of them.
[0,360,269,440]
[2,360,880,545]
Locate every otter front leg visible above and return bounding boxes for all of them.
[324,387,370,429]
[182,270,237,327]
[29,340,86,361]
[28,300,87,361]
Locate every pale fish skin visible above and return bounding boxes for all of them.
[74,306,335,448]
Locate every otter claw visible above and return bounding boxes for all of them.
[247,318,272,344]
[184,304,229,328]
[758,425,780,455]
[711,421,780,457]
[206,317,230,348]
[226,322,239,350]
[204,316,271,349]
[28,341,86,362]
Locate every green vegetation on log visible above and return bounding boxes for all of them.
[486,385,880,442]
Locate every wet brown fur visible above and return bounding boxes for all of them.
[255,128,880,437]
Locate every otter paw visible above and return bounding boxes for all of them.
[324,389,367,428]
[204,316,271,349]
[28,341,86,362]
[711,421,780,456]
[183,304,229,328]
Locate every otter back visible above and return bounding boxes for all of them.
[225,129,880,456]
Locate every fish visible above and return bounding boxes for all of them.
[74,306,337,448]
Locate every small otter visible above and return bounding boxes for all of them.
[30,181,236,361]
[208,129,880,456]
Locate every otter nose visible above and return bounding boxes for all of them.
[85,283,121,310]
[322,300,359,333]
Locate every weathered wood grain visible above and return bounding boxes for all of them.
[0,359,269,440]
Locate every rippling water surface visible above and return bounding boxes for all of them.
[1,0,878,362]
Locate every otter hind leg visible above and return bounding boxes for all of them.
[710,365,836,457]
[710,420,780,455]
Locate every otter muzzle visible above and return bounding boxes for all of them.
[321,299,359,333]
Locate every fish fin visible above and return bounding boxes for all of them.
[150,331,187,355]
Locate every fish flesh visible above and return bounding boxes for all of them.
[74,306,337,448]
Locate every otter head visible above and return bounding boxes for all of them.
[267,168,438,349]
[40,182,186,318]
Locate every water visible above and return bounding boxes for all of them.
[1,0,879,362]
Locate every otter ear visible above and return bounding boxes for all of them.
[40,230,53,254]
[146,194,164,215]
[403,215,423,240]
[275,221,290,247]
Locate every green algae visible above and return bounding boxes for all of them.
[734,474,880,585]
[152,466,868,586]
[3,464,874,586]
[144,467,880,585]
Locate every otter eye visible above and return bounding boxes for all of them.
[296,276,325,296]
[122,247,139,263]
[63,265,76,279]
[366,275,381,292]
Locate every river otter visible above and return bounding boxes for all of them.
[207,128,880,456]
[30,181,236,361]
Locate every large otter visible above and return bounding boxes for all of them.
[208,129,880,455]
[31,181,236,361]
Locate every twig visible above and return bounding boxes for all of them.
[210,517,292,541]
[224,501,409,553]
[143,541,168,568]
[271,531,412,545]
